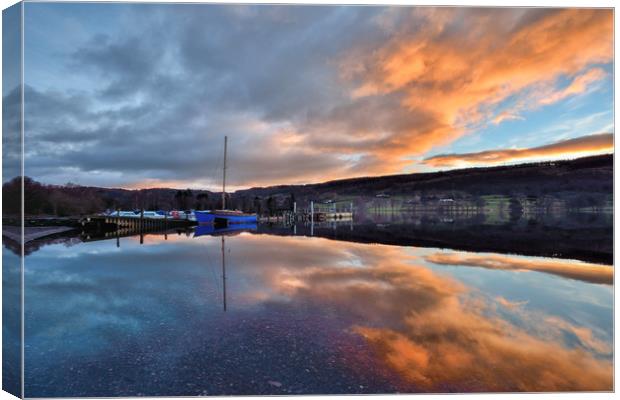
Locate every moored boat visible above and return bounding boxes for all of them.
[196,136,257,225]
[194,210,215,223]
[195,210,257,224]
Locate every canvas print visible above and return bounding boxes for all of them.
[2,2,614,397]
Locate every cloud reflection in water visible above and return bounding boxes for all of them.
[23,233,612,395]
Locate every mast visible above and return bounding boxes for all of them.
[222,135,228,209]
[221,236,227,312]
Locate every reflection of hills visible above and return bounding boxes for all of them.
[236,154,612,200]
[257,213,612,265]
[8,212,612,265]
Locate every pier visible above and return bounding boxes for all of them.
[80,211,196,246]
[81,211,195,232]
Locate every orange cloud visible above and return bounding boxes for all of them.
[496,296,528,310]
[423,133,613,167]
[336,8,612,170]
[492,111,524,125]
[485,67,607,129]
[425,251,613,284]
[539,68,607,105]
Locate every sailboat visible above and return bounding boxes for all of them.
[195,136,258,225]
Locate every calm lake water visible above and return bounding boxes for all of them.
[9,218,614,396]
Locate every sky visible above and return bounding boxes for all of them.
[8,4,614,190]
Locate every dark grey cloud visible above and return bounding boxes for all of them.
[3,4,22,182]
[19,83,351,187]
[21,4,394,188]
[3,86,21,182]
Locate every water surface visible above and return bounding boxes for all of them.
[19,222,613,396]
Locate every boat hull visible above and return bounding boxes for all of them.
[194,211,216,223]
[215,214,258,224]
[194,211,257,224]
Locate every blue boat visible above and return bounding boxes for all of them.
[196,136,258,225]
[195,210,257,224]
[194,211,216,224]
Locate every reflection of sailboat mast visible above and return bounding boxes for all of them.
[222,135,227,210]
[221,236,227,312]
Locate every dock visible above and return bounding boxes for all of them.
[82,214,195,232]
[81,212,196,246]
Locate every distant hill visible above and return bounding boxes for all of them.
[231,154,613,200]
[3,154,613,216]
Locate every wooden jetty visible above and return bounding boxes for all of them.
[81,226,192,243]
[81,210,196,246]
[81,210,195,232]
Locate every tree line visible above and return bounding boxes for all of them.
[2,155,612,217]
[2,176,296,217]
